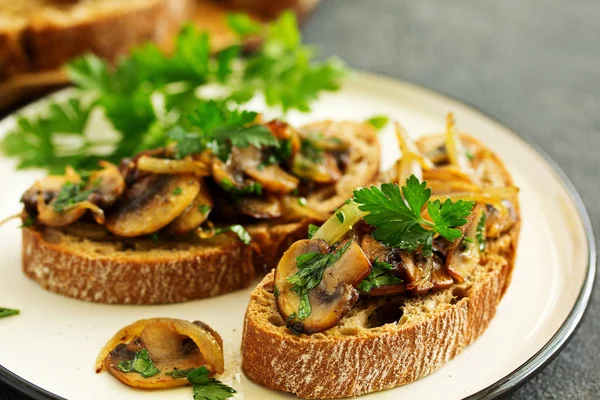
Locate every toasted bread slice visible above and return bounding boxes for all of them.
[22,225,255,305]
[0,0,193,79]
[20,120,380,305]
[241,135,520,398]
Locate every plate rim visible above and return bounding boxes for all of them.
[0,72,595,400]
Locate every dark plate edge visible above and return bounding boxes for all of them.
[0,74,595,400]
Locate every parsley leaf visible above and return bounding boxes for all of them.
[353,175,474,255]
[198,205,211,214]
[219,179,263,196]
[357,259,402,292]
[307,224,319,239]
[365,115,389,131]
[166,368,196,379]
[173,187,183,195]
[0,308,20,319]
[215,224,252,245]
[116,349,161,378]
[19,215,36,229]
[476,213,487,252]
[287,241,352,319]
[188,366,236,400]
[228,13,262,37]
[53,182,94,212]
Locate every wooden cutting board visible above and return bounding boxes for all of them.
[0,0,318,115]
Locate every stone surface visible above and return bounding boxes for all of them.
[1,0,598,399]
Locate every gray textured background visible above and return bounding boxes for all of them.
[1,0,598,399]
[303,1,599,399]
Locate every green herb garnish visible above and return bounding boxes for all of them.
[353,175,474,256]
[219,179,263,196]
[165,368,196,379]
[0,308,20,319]
[188,366,236,400]
[307,224,319,239]
[297,197,307,207]
[116,349,161,378]
[476,213,487,252]
[53,182,94,212]
[2,13,346,173]
[215,224,252,245]
[357,259,403,293]
[335,211,345,223]
[19,215,36,229]
[165,366,236,400]
[287,241,352,320]
[365,115,389,131]
[173,187,183,195]
[198,205,211,214]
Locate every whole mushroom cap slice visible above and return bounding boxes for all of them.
[105,174,200,237]
[167,178,213,234]
[275,239,372,334]
[96,318,224,390]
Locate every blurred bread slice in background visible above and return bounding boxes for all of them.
[0,0,320,112]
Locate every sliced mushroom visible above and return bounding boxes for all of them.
[20,167,80,214]
[275,239,371,333]
[36,195,105,227]
[105,174,199,237]
[266,119,301,158]
[446,204,484,282]
[278,196,329,222]
[167,178,214,234]
[244,164,299,194]
[137,156,210,177]
[485,200,518,237]
[237,195,283,219]
[86,161,126,208]
[291,152,342,184]
[96,318,224,390]
[212,156,252,192]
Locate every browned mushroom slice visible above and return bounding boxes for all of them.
[237,195,283,219]
[275,239,371,333]
[37,196,105,227]
[211,157,249,192]
[485,200,518,237]
[244,164,299,194]
[167,179,214,234]
[96,318,224,390]
[266,119,301,158]
[137,156,210,177]
[292,152,342,184]
[86,161,126,208]
[105,174,199,237]
[20,167,80,214]
[446,204,484,282]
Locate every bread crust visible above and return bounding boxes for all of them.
[22,227,255,305]
[241,134,521,398]
[0,0,193,78]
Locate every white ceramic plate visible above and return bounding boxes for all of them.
[0,73,594,400]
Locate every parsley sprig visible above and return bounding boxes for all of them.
[357,259,402,292]
[287,241,351,320]
[1,12,347,173]
[353,175,474,256]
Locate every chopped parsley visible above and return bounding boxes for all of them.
[273,285,280,299]
[198,204,211,214]
[116,349,160,378]
[297,197,307,207]
[173,187,183,195]
[357,259,403,293]
[0,308,20,319]
[335,211,345,223]
[53,181,94,212]
[287,241,352,320]
[307,224,319,239]
[466,150,475,161]
[219,179,263,196]
[19,215,35,229]
[165,368,196,379]
[166,366,236,400]
[215,224,252,245]
[353,175,474,256]
[476,213,487,252]
[364,115,389,131]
